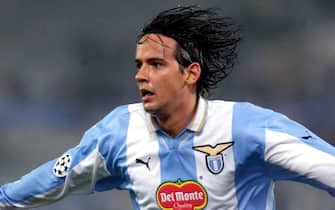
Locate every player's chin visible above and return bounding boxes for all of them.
[142,102,157,114]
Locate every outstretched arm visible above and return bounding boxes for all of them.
[264,111,335,196]
[0,130,110,209]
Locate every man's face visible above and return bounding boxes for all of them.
[135,34,188,115]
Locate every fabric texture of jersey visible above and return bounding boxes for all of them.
[1,97,335,209]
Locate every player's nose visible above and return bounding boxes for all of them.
[135,65,149,83]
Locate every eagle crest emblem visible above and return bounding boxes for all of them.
[193,142,233,174]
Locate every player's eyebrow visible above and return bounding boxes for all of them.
[135,57,166,66]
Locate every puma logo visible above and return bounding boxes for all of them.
[302,131,313,140]
[136,157,151,171]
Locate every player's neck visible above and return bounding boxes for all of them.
[156,95,198,138]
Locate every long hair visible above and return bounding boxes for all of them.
[138,5,242,96]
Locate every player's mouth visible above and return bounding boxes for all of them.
[140,88,155,101]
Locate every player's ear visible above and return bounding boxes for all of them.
[184,62,201,85]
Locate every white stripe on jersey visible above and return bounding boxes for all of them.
[194,100,238,209]
[126,104,161,209]
[265,129,335,188]
[70,147,110,194]
[25,147,110,207]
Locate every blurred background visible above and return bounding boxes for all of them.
[0,0,334,209]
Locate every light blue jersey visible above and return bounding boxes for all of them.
[1,97,335,209]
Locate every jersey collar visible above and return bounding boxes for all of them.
[187,96,207,132]
[146,97,208,133]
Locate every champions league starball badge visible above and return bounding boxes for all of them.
[53,153,72,177]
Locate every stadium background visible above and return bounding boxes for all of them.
[0,0,334,209]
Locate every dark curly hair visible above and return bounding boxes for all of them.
[138,5,241,96]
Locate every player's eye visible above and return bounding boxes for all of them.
[135,61,142,71]
[150,60,163,69]
[152,62,161,68]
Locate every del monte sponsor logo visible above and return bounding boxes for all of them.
[156,179,207,210]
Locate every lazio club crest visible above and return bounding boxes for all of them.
[192,142,234,174]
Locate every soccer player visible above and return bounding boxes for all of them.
[1,5,335,210]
